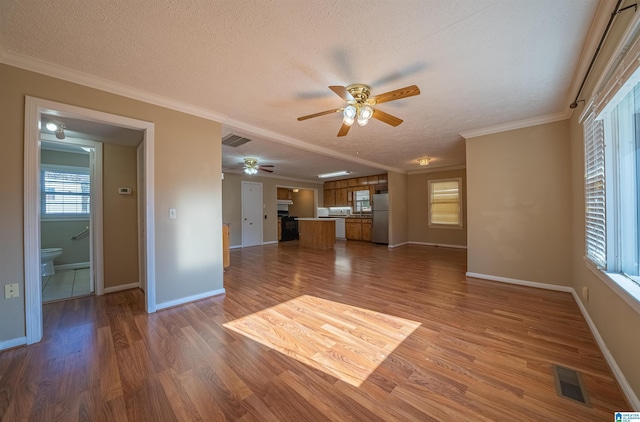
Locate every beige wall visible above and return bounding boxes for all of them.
[0,63,222,343]
[465,120,572,286]
[222,173,322,247]
[103,144,139,289]
[388,171,408,246]
[407,169,467,247]
[288,189,315,219]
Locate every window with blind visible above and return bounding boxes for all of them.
[41,165,90,218]
[585,69,640,287]
[583,116,606,268]
[428,178,462,228]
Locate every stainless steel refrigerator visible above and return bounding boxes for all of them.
[372,193,389,244]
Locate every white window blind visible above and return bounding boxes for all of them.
[41,165,90,216]
[429,179,462,227]
[583,115,606,267]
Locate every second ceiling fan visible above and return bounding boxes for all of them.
[297,84,420,137]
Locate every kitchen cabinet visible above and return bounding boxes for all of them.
[336,179,348,188]
[277,187,291,200]
[368,175,379,185]
[324,189,336,207]
[357,177,368,186]
[335,188,348,206]
[345,219,362,240]
[361,219,372,242]
[278,219,282,241]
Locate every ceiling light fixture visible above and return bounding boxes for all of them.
[418,158,429,166]
[243,157,259,175]
[318,171,350,179]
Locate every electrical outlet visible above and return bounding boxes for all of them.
[582,286,589,301]
[4,283,19,299]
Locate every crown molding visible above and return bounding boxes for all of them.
[460,111,569,140]
[224,118,407,175]
[1,46,406,175]
[407,164,466,175]
[0,48,228,124]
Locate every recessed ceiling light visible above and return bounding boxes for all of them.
[45,122,58,131]
[318,171,350,179]
[418,158,429,166]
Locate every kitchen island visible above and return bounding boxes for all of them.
[296,218,337,249]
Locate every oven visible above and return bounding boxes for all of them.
[281,216,299,241]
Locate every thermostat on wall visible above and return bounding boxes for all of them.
[118,187,132,195]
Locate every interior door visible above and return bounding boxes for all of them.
[88,148,96,293]
[242,181,263,247]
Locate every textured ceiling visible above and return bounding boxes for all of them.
[0,0,601,181]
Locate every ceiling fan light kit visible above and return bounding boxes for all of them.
[242,157,274,175]
[298,83,420,137]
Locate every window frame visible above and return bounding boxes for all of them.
[40,163,91,221]
[428,177,463,229]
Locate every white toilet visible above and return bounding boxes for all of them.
[41,248,63,277]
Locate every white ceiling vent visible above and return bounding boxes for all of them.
[222,134,252,148]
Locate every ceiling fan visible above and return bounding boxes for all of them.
[243,158,274,175]
[297,84,420,137]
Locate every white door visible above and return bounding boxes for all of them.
[242,181,263,247]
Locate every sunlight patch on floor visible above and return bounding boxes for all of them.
[223,295,421,387]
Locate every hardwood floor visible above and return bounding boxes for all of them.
[0,241,630,421]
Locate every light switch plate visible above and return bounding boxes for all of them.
[4,283,19,299]
[169,208,177,219]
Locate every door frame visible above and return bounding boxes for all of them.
[241,181,263,247]
[24,96,157,344]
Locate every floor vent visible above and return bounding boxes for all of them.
[222,134,252,148]
[552,364,591,406]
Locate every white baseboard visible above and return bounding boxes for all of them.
[54,262,90,271]
[156,288,226,311]
[104,282,140,294]
[388,242,409,249]
[262,241,278,245]
[409,241,467,250]
[467,271,639,410]
[230,245,243,249]
[465,272,573,292]
[571,290,640,410]
[0,336,26,351]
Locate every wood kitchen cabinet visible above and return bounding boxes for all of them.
[335,188,348,206]
[361,219,372,241]
[277,187,291,200]
[345,219,362,240]
[324,189,336,207]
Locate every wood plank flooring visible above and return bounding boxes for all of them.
[0,241,630,421]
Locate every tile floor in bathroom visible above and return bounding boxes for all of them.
[42,268,92,303]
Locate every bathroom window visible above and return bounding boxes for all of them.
[41,164,90,218]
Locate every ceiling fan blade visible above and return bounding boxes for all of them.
[259,168,274,173]
[259,165,274,168]
[329,86,353,101]
[370,85,420,105]
[337,123,351,137]
[297,108,343,121]
[372,109,403,127]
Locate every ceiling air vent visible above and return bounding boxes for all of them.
[222,134,252,148]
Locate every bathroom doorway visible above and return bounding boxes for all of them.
[40,139,99,302]
[24,96,157,345]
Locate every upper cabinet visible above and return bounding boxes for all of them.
[277,187,292,200]
[323,173,387,207]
